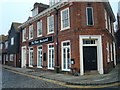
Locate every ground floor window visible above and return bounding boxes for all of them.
[10,54,14,61]
[29,47,33,67]
[37,46,42,68]
[48,44,54,70]
[107,42,110,62]
[6,54,8,61]
[62,41,71,71]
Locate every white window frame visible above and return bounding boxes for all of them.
[11,37,14,45]
[47,15,54,34]
[110,43,113,61]
[0,44,2,49]
[79,35,103,75]
[37,45,43,68]
[29,24,33,40]
[22,28,26,42]
[61,8,70,31]
[86,7,94,26]
[113,42,116,66]
[10,54,14,61]
[29,47,33,67]
[48,43,54,70]
[61,40,71,71]
[37,20,42,37]
[104,9,108,30]
[5,41,8,49]
[107,42,110,62]
[108,16,111,33]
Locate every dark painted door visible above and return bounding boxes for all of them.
[83,46,97,71]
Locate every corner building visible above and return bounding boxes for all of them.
[19,1,116,75]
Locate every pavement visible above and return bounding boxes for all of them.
[2,64,120,85]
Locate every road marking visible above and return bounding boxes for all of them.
[4,69,120,88]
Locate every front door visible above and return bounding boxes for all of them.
[22,47,26,68]
[83,46,97,72]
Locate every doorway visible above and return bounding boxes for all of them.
[21,46,26,68]
[83,46,97,72]
[79,35,104,75]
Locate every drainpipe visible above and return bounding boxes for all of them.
[54,8,59,73]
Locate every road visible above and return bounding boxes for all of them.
[1,69,120,89]
[2,69,67,88]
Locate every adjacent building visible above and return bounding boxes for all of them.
[115,1,120,63]
[6,22,22,67]
[19,1,116,75]
[0,35,8,64]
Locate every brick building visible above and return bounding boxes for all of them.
[19,1,116,75]
[0,35,8,64]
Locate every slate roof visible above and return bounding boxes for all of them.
[12,22,22,31]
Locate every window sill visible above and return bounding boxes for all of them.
[47,32,54,35]
[48,68,54,70]
[62,69,70,72]
[61,27,70,31]
[37,66,42,68]
[37,35,42,37]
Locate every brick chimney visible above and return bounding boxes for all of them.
[31,2,49,17]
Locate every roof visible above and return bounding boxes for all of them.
[0,35,8,43]
[12,22,22,31]
[19,1,116,28]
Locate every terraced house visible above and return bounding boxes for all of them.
[19,0,116,75]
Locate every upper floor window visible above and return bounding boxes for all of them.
[47,15,54,34]
[37,20,42,37]
[11,37,14,45]
[5,41,8,49]
[86,7,94,26]
[108,16,111,33]
[61,8,70,30]
[29,24,33,40]
[0,44,2,49]
[104,9,108,29]
[22,28,26,42]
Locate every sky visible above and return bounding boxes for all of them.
[0,0,119,35]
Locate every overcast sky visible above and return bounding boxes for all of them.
[0,0,119,35]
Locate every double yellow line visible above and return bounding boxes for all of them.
[4,69,120,88]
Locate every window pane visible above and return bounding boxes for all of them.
[87,8,93,26]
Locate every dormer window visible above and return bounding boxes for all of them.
[32,7,38,17]
[49,0,60,7]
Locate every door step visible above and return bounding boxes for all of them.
[85,70,98,75]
